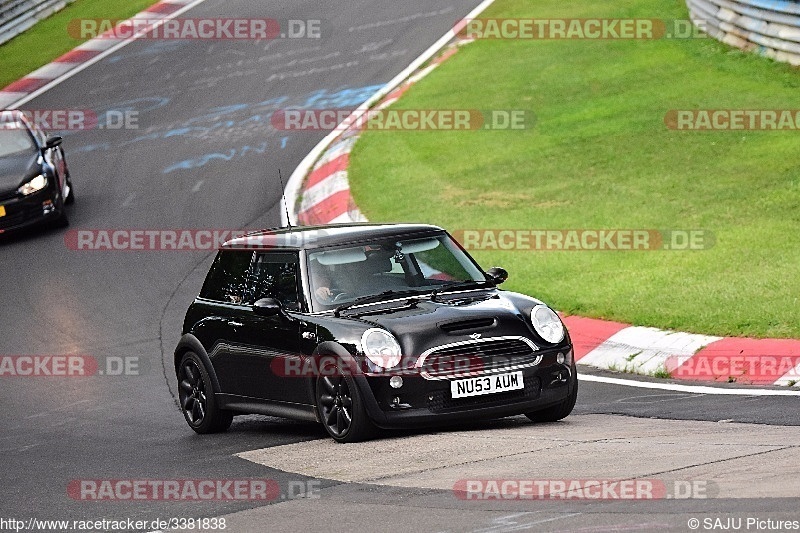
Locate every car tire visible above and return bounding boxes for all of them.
[315,359,374,443]
[53,185,70,228]
[53,210,69,228]
[178,351,233,434]
[524,369,578,423]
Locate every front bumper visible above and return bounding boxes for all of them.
[356,347,575,429]
[0,187,62,233]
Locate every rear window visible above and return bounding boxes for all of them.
[199,251,253,304]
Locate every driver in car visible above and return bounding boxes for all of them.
[310,259,337,303]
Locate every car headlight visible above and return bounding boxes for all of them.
[361,328,402,369]
[18,174,48,196]
[530,305,565,344]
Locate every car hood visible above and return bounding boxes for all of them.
[0,152,40,191]
[350,290,548,356]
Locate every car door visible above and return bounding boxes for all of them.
[192,250,255,395]
[225,252,306,403]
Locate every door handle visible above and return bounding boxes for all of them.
[228,321,244,327]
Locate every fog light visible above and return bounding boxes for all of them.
[389,376,403,389]
[556,352,566,365]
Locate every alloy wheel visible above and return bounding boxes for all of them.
[318,375,354,437]
[179,360,207,426]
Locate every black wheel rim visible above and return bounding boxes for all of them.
[179,360,207,426]
[318,375,353,438]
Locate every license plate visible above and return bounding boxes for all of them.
[0,205,5,217]
[451,371,524,399]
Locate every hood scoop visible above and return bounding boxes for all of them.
[438,317,497,335]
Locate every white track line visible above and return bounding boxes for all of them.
[581,373,800,396]
[9,0,211,109]
[282,0,498,225]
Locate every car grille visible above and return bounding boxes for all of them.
[418,336,541,380]
[0,204,38,230]
[427,376,541,412]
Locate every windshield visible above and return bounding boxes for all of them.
[307,233,486,312]
[0,125,35,157]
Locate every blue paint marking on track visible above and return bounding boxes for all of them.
[163,141,269,173]
[67,85,383,175]
[156,85,382,173]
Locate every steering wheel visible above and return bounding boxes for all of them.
[330,291,350,303]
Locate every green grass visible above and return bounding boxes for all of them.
[651,367,673,380]
[349,0,800,339]
[0,0,157,89]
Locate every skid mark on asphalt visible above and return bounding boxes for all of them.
[470,512,583,533]
[24,399,92,419]
[347,6,455,32]
[121,192,136,207]
[632,445,799,479]
[613,393,698,404]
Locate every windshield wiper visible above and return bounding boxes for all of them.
[334,289,426,317]
[430,280,492,302]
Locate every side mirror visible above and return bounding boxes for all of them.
[486,267,508,285]
[253,297,281,316]
[45,135,63,149]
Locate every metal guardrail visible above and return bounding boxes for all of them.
[0,0,76,47]
[687,0,800,66]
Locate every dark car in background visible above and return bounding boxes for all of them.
[174,224,577,443]
[0,110,74,234]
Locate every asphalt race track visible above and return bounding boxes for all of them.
[1,1,799,531]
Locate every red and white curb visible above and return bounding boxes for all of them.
[283,0,800,390]
[293,40,470,225]
[564,315,800,387]
[282,0,497,227]
[0,0,207,109]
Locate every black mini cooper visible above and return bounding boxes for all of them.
[175,224,576,442]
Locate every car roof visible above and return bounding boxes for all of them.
[221,223,446,251]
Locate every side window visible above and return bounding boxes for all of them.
[199,251,253,304]
[247,253,301,310]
